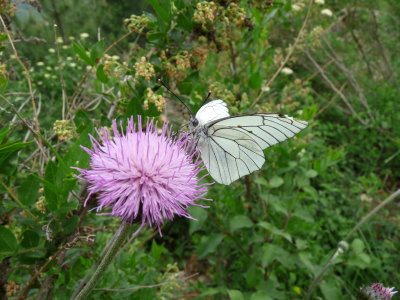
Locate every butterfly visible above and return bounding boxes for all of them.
[187,99,308,185]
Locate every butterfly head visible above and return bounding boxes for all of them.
[188,116,199,132]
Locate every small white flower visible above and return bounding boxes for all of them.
[261,86,271,93]
[56,37,63,44]
[292,4,302,12]
[80,33,89,39]
[49,48,56,53]
[62,45,69,50]
[68,36,75,41]
[67,56,73,61]
[37,81,43,86]
[321,9,333,17]
[45,66,52,71]
[86,65,92,71]
[36,61,44,67]
[112,55,120,60]
[281,67,294,75]
[44,73,50,78]
[315,0,325,4]
[69,63,77,68]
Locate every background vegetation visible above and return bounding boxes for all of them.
[0,0,399,299]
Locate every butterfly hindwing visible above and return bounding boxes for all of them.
[198,125,265,185]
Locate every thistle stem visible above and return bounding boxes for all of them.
[73,222,132,300]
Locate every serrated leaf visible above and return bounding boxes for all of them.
[0,226,18,253]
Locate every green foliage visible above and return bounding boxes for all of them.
[0,0,399,299]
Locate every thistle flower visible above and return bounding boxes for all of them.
[74,117,210,234]
[360,283,398,300]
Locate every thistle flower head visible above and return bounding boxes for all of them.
[74,117,210,234]
[360,283,398,300]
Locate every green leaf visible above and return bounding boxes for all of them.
[230,215,253,232]
[188,206,208,234]
[305,169,318,178]
[250,291,273,300]
[0,141,29,167]
[0,33,7,42]
[72,41,94,66]
[62,215,79,235]
[248,71,262,90]
[269,176,284,188]
[21,230,40,248]
[320,278,342,300]
[146,0,172,24]
[0,226,18,253]
[90,40,106,63]
[18,174,40,206]
[74,109,92,133]
[228,290,244,300]
[258,221,292,243]
[197,234,224,259]
[96,64,109,83]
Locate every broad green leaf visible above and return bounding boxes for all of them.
[188,206,208,234]
[305,169,318,178]
[250,291,273,300]
[18,174,40,206]
[0,226,18,253]
[197,234,224,259]
[21,230,40,248]
[72,41,94,66]
[230,215,253,232]
[96,64,109,83]
[228,290,244,300]
[320,278,343,300]
[146,0,172,24]
[248,71,262,90]
[269,176,284,188]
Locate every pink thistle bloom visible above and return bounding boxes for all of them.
[74,116,210,235]
[360,283,398,300]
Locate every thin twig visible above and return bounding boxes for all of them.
[251,0,314,108]
[93,273,199,292]
[304,50,370,127]
[0,16,41,135]
[68,31,134,117]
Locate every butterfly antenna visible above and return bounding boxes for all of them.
[200,91,211,107]
[159,79,192,114]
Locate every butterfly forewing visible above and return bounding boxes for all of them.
[209,114,308,150]
[192,99,308,185]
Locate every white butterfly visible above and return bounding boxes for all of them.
[188,99,308,185]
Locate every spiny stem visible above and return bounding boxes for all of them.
[73,222,133,300]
